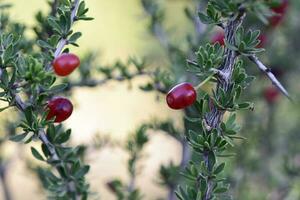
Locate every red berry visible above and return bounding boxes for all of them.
[46,97,73,123]
[166,82,197,110]
[263,86,280,104]
[270,0,289,27]
[211,31,225,46]
[53,53,80,76]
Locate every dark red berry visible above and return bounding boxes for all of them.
[53,53,80,76]
[166,82,197,110]
[211,31,225,46]
[270,0,289,27]
[46,97,73,123]
[263,86,280,104]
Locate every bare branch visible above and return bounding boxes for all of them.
[249,55,291,100]
[65,71,149,91]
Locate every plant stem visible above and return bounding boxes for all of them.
[47,0,80,70]
[10,94,81,198]
[38,130,59,160]
[202,10,246,200]
[194,73,215,91]
[127,173,136,194]
[0,164,12,200]
[167,186,176,200]
[65,71,149,91]
[170,140,191,200]
[38,129,80,199]
[50,0,59,16]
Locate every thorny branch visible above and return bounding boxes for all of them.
[7,0,82,198]
[49,0,80,68]
[249,55,291,100]
[203,10,246,200]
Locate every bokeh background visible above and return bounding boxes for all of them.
[1,0,300,200]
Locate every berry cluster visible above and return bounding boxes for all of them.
[47,53,80,122]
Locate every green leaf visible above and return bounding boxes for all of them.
[214,163,225,174]
[47,84,68,93]
[214,186,228,193]
[55,130,71,144]
[24,107,33,125]
[37,40,54,49]
[68,32,82,44]
[237,102,254,110]
[0,106,9,112]
[31,147,45,161]
[9,132,28,142]
[74,165,90,178]
[198,12,212,24]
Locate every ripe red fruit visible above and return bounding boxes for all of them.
[53,53,80,76]
[270,0,289,27]
[263,86,280,104]
[46,97,73,123]
[166,82,197,110]
[211,31,225,46]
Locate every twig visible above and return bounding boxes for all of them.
[152,23,169,49]
[54,0,80,58]
[50,0,59,16]
[13,94,27,111]
[167,186,176,200]
[248,55,291,100]
[38,129,59,161]
[65,71,149,91]
[127,172,136,194]
[0,163,12,200]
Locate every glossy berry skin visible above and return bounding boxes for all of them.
[211,31,225,46]
[53,53,80,76]
[263,87,280,104]
[166,82,197,110]
[270,0,289,27]
[46,97,73,123]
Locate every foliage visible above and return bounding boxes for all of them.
[107,125,149,200]
[0,0,93,199]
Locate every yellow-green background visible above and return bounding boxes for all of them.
[0,0,190,199]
